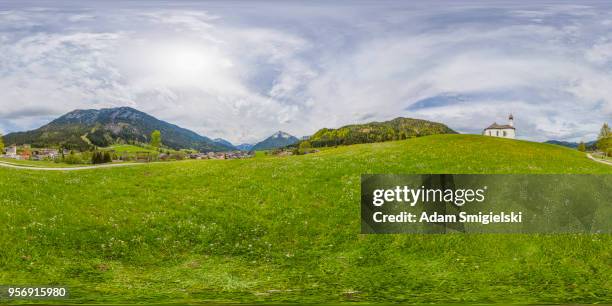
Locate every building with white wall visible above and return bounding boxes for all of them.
[4,145,17,157]
[483,114,515,139]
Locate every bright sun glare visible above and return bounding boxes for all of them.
[155,45,212,76]
[137,42,234,87]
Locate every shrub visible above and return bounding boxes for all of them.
[64,151,82,164]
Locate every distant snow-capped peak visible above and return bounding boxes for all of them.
[274,131,291,139]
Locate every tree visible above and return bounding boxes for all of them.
[64,150,81,164]
[299,141,312,150]
[92,151,101,164]
[92,151,112,164]
[597,123,611,156]
[297,141,312,155]
[22,147,31,160]
[0,133,4,154]
[150,130,162,148]
[577,141,586,152]
[103,151,112,163]
[599,123,611,139]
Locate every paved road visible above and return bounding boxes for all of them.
[587,153,612,166]
[0,160,146,171]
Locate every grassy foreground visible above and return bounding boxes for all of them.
[0,135,610,304]
[0,158,89,168]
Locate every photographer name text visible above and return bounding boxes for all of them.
[371,186,522,224]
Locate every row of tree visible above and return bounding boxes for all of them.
[91,151,112,164]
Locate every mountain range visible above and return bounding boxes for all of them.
[3,108,455,153]
[209,132,301,152]
[544,140,597,150]
[3,107,233,152]
[216,134,300,151]
[213,138,235,149]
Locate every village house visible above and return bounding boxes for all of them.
[32,148,59,160]
[192,151,252,160]
[20,150,31,160]
[187,152,207,160]
[3,145,61,160]
[179,151,252,160]
[483,114,516,139]
[4,145,17,158]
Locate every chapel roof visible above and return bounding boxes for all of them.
[484,122,515,130]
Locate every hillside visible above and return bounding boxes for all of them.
[213,138,236,150]
[101,144,169,154]
[0,135,610,304]
[3,107,232,152]
[252,131,299,151]
[304,117,456,147]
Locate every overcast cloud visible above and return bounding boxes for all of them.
[0,0,610,143]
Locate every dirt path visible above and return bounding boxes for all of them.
[0,160,146,171]
[587,153,612,166]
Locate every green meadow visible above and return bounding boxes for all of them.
[0,158,87,168]
[102,144,160,153]
[101,144,180,154]
[0,135,610,304]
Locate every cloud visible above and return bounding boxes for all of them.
[0,1,611,143]
[585,40,612,64]
[0,29,133,120]
[298,10,612,141]
[0,5,315,143]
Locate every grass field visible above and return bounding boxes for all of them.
[0,135,610,304]
[0,157,88,168]
[101,144,163,154]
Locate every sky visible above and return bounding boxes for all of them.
[0,0,611,144]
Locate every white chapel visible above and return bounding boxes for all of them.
[483,114,515,139]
